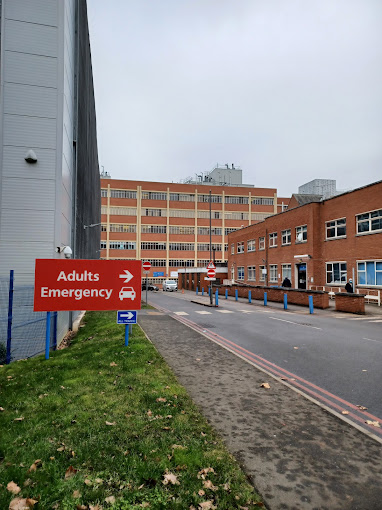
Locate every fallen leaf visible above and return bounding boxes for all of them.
[172,444,186,449]
[362,370,367,372]
[73,490,81,498]
[198,490,205,496]
[105,496,116,504]
[110,362,117,366]
[366,420,380,428]
[342,411,349,415]
[156,397,167,402]
[203,480,218,491]
[23,479,32,487]
[95,478,103,484]
[77,506,87,510]
[50,457,55,460]
[260,383,270,389]
[198,502,216,510]
[222,483,230,491]
[60,386,66,389]
[141,503,150,508]
[0,407,4,411]
[57,446,65,452]
[197,467,215,479]
[105,421,116,426]
[84,479,92,486]
[28,459,42,472]
[89,506,103,510]
[7,481,21,494]
[293,346,299,350]
[162,472,180,485]
[14,417,24,422]
[9,498,38,510]
[147,410,152,417]
[356,405,368,411]
[138,483,145,489]
[65,466,77,479]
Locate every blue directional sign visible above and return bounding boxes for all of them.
[153,271,164,277]
[117,310,137,324]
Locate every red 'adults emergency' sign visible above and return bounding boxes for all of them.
[34,259,142,312]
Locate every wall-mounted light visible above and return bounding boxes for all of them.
[84,223,101,230]
[25,149,38,164]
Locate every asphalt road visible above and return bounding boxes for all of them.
[146,290,382,439]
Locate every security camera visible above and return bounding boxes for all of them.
[63,246,72,259]
[24,149,38,163]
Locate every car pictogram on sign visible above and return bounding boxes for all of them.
[119,287,136,301]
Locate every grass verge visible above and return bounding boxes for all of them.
[0,311,263,509]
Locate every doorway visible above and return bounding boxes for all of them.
[296,263,307,289]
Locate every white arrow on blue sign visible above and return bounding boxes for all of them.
[117,310,137,324]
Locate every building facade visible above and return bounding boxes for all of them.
[100,178,284,285]
[228,180,382,300]
[0,0,100,340]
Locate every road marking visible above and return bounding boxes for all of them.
[195,311,212,315]
[174,311,189,316]
[239,310,255,313]
[349,317,375,320]
[363,337,380,343]
[269,317,322,330]
[216,309,233,313]
[369,320,382,323]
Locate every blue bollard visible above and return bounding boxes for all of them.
[215,290,219,306]
[284,293,287,310]
[202,288,204,296]
[208,287,211,297]
[125,324,129,346]
[264,292,267,306]
[196,287,198,295]
[225,289,228,299]
[309,295,314,314]
[45,311,51,360]
[248,290,252,303]
[235,289,238,301]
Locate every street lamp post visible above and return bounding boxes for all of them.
[209,189,213,305]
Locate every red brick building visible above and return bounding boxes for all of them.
[228,180,382,304]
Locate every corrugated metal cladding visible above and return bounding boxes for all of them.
[74,0,101,260]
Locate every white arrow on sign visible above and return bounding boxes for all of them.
[120,312,134,319]
[119,269,133,283]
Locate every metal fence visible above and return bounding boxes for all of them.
[0,271,57,364]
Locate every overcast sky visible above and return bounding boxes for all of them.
[87,0,382,197]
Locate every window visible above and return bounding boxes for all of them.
[169,243,194,251]
[109,241,136,250]
[144,259,166,267]
[237,266,245,280]
[111,189,137,199]
[169,226,195,235]
[326,218,346,239]
[225,227,237,235]
[141,242,167,250]
[237,242,244,253]
[197,259,210,267]
[197,227,222,236]
[225,212,249,220]
[248,266,256,280]
[296,225,307,242]
[247,239,256,252]
[198,194,222,203]
[282,264,291,280]
[282,229,291,245]
[169,259,194,267]
[141,225,166,234]
[169,193,194,202]
[326,262,347,284]
[269,232,277,247]
[269,265,278,282]
[259,265,265,281]
[101,224,107,232]
[357,261,382,286]
[109,224,136,233]
[356,209,382,234]
[197,243,222,251]
[259,237,265,250]
[224,243,228,252]
[142,208,166,217]
[100,241,107,249]
[169,209,195,218]
[102,206,137,216]
[197,210,221,219]
[142,191,167,200]
[101,189,108,197]
[225,196,249,204]
[252,212,272,221]
[252,197,274,205]
[231,243,235,254]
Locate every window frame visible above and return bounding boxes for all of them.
[356,209,382,235]
[259,237,265,250]
[281,229,291,245]
[237,241,245,253]
[357,260,382,287]
[282,264,291,280]
[269,264,278,283]
[325,217,346,240]
[237,266,245,280]
[247,239,256,252]
[247,266,256,281]
[295,225,307,243]
[326,261,347,285]
[269,232,278,248]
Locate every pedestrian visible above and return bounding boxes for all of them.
[345,278,353,293]
[282,277,292,288]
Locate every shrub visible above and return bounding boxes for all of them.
[0,342,7,364]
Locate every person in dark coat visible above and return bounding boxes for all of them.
[345,279,353,293]
[282,277,292,288]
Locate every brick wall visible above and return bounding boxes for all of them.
[335,293,365,314]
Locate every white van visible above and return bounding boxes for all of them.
[163,280,178,292]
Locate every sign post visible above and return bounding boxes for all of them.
[142,261,151,304]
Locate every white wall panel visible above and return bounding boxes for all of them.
[4,19,57,57]
[3,114,56,149]
[3,51,57,88]
[0,242,53,280]
[2,146,56,179]
[5,0,58,26]
[0,209,54,241]
[2,177,55,210]
[3,82,57,118]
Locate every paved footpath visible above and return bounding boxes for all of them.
[139,311,382,510]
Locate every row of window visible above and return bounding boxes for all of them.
[101,224,241,236]
[234,260,382,287]
[232,226,307,254]
[102,242,229,251]
[101,189,274,205]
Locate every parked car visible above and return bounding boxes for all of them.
[163,280,178,292]
[142,283,159,291]
[119,287,136,301]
